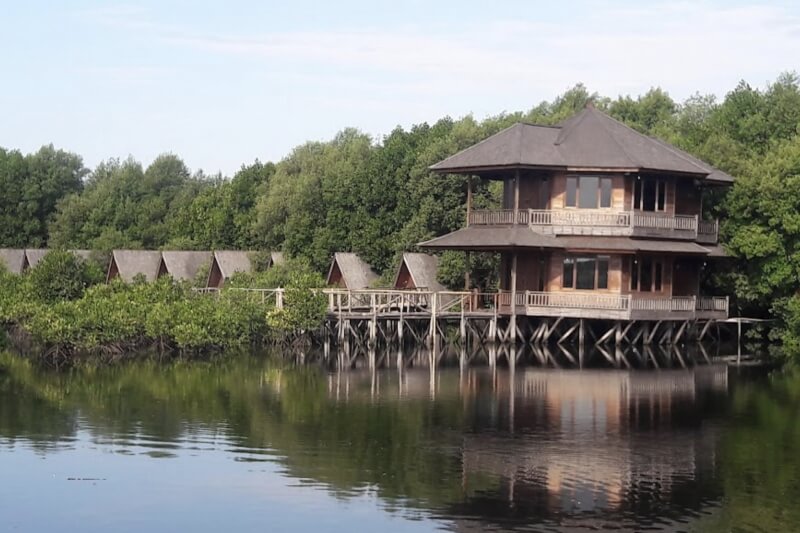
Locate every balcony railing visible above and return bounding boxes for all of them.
[467,209,718,243]
[524,291,728,319]
[697,220,719,244]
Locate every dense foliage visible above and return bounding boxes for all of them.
[3,73,800,352]
[0,256,327,359]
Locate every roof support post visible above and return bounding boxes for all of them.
[464,251,471,291]
[510,251,518,343]
[513,169,520,223]
[466,176,473,226]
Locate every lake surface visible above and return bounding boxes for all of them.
[1,351,798,532]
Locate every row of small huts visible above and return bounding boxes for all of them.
[0,249,444,291]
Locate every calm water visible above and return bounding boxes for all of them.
[1,351,799,532]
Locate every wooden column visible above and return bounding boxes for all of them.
[464,251,471,290]
[513,169,520,222]
[510,251,518,343]
[466,176,473,226]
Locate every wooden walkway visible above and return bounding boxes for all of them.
[195,287,731,349]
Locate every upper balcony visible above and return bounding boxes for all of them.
[467,209,719,244]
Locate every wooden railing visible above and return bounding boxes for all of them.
[197,287,729,319]
[697,219,719,244]
[696,296,728,313]
[529,209,632,228]
[633,212,697,233]
[525,291,630,310]
[629,295,696,312]
[467,209,715,242]
[468,210,529,225]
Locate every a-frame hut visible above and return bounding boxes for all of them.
[0,249,26,274]
[25,249,96,270]
[106,250,166,283]
[270,251,285,266]
[394,253,445,292]
[160,251,212,282]
[326,252,378,289]
[206,251,253,288]
[24,249,49,269]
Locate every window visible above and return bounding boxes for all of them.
[634,176,667,212]
[562,255,610,290]
[575,257,596,289]
[578,177,599,208]
[562,258,574,289]
[565,176,613,208]
[630,256,665,292]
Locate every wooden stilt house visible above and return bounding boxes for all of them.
[206,251,253,288]
[420,104,732,322]
[394,253,445,292]
[327,252,378,289]
[106,250,166,283]
[160,251,212,283]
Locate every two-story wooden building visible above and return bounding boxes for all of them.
[420,105,730,338]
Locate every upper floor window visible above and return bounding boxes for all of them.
[563,255,610,290]
[566,176,612,209]
[633,177,667,212]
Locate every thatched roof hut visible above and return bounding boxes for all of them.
[327,252,378,289]
[394,253,445,292]
[106,250,166,283]
[0,249,26,274]
[160,251,212,282]
[207,251,254,288]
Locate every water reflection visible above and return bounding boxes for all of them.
[0,351,797,532]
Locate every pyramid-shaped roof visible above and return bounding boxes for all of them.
[431,106,733,183]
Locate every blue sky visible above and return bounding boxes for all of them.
[1,0,798,175]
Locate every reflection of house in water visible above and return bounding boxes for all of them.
[327,365,728,526]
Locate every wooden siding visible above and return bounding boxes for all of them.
[395,261,414,289]
[328,261,345,288]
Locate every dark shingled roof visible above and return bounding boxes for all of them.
[430,106,734,183]
[419,227,712,255]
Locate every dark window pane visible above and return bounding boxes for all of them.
[634,179,642,209]
[538,257,546,291]
[562,258,574,288]
[640,257,653,292]
[578,176,599,208]
[597,257,609,289]
[657,180,666,211]
[566,177,577,207]
[631,258,639,290]
[576,257,596,290]
[600,178,612,208]
[642,180,656,211]
[654,261,663,291]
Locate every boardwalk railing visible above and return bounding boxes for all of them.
[468,208,715,242]
[197,287,729,319]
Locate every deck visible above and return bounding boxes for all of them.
[468,209,719,243]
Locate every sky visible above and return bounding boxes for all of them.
[1,0,798,176]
